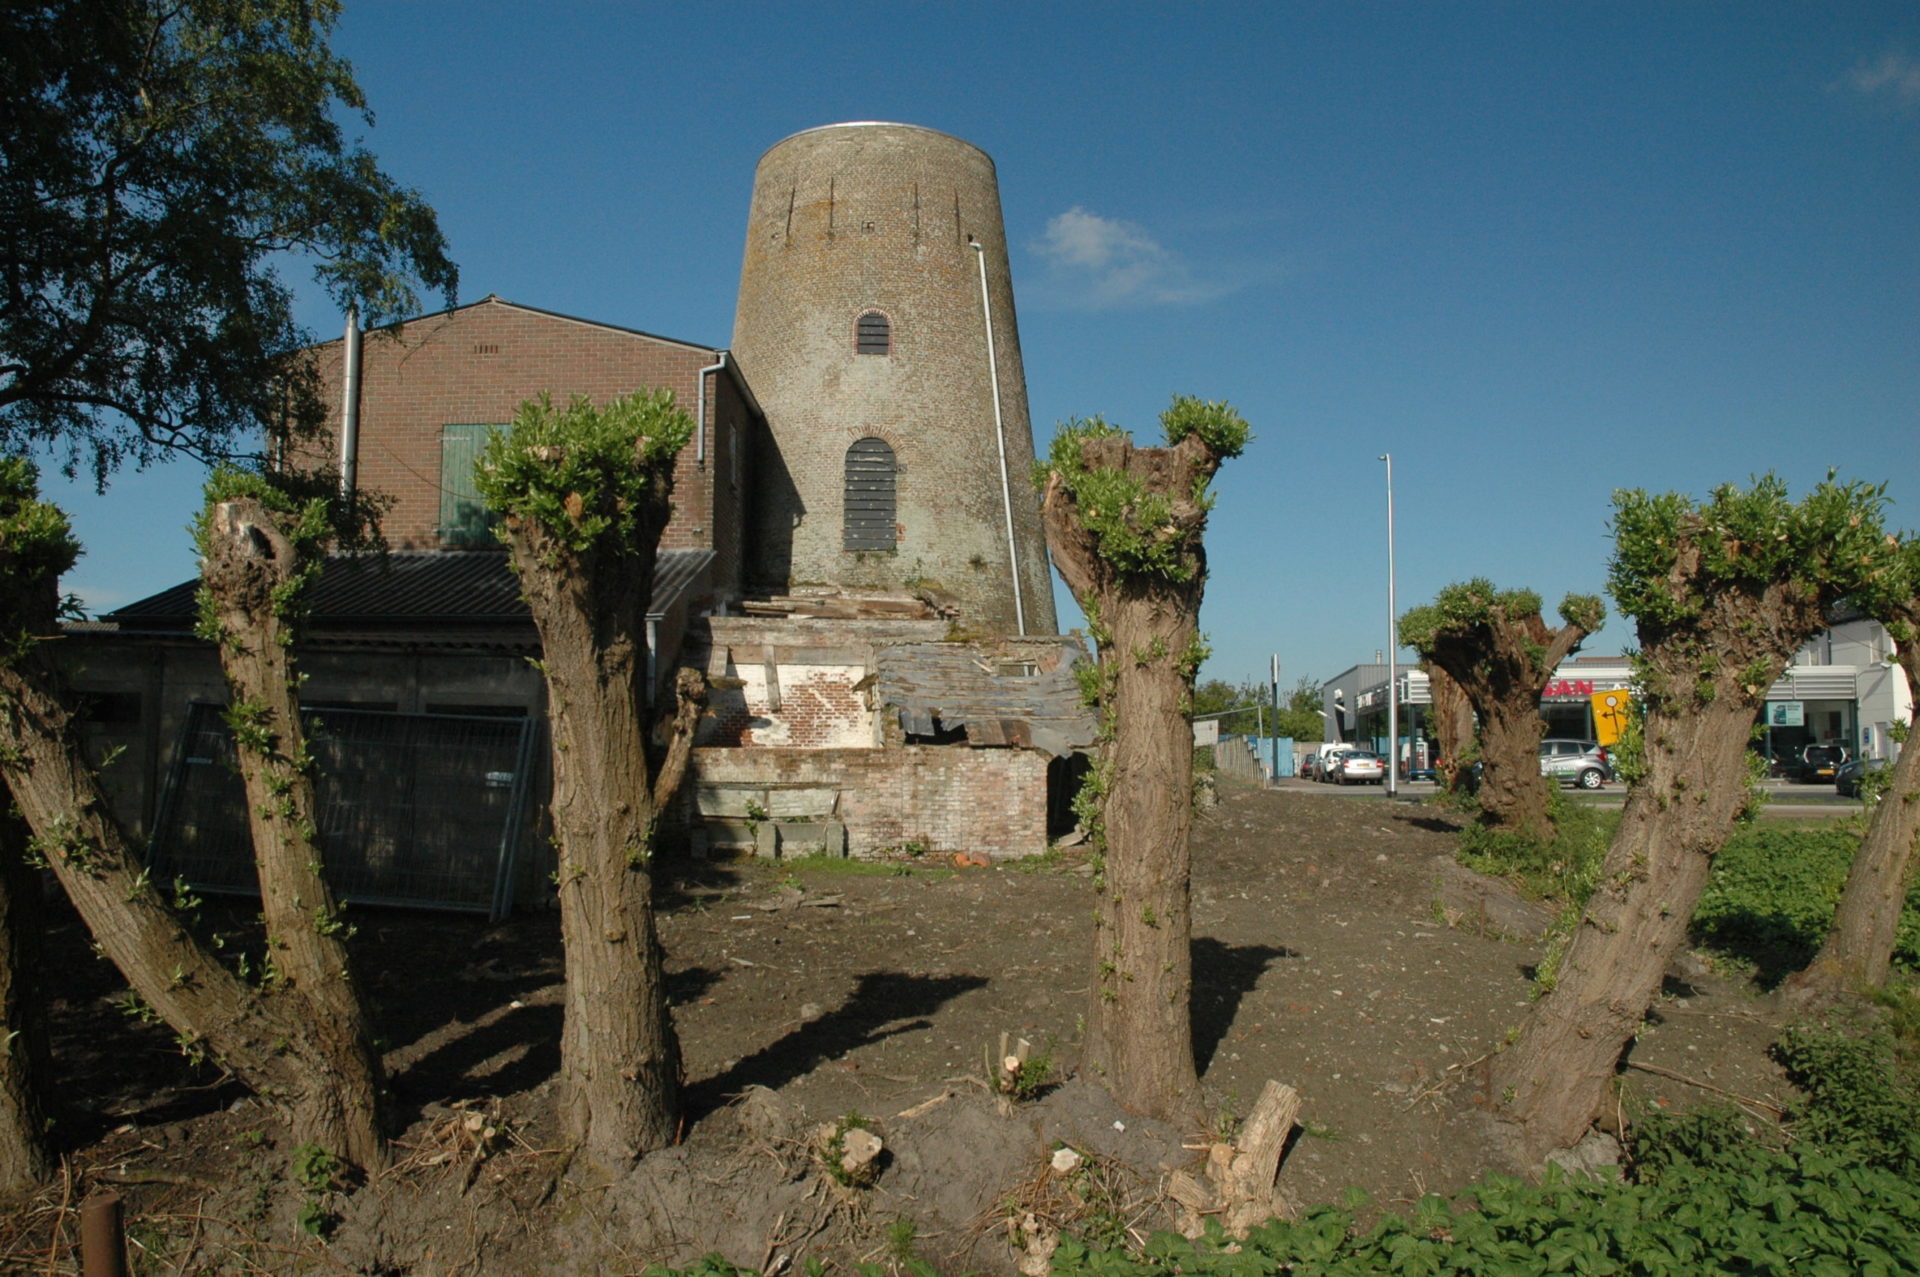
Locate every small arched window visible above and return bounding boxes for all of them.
[844,438,897,551]
[854,310,891,356]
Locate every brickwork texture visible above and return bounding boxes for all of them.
[300,299,757,603]
[688,745,1050,859]
[732,122,1057,635]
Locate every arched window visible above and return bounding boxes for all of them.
[844,438,897,551]
[854,310,891,356]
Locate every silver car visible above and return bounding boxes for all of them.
[1539,739,1613,789]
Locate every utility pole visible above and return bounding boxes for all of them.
[1270,654,1281,781]
[1380,454,1399,799]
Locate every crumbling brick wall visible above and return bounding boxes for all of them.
[686,745,1049,859]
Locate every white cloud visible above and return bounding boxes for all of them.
[1030,206,1228,308]
[1842,51,1920,106]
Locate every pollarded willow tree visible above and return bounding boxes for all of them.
[194,469,388,1170]
[473,390,696,1170]
[1422,661,1477,796]
[1039,395,1249,1123]
[1490,476,1899,1161]
[1788,532,1920,999]
[1399,583,1605,839]
[0,459,352,1171]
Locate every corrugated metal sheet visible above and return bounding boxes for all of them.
[104,549,713,630]
[875,639,1095,756]
[1768,667,1863,700]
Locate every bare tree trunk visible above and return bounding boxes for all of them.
[651,667,709,813]
[1425,663,1476,795]
[1412,601,1592,838]
[1787,640,1920,998]
[1476,699,1551,838]
[1488,563,1819,1161]
[1084,592,1201,1121]
[201,498,387,1170]
[0,658,322,1120]
[0,793,52,1193]
[505,519,680,1170]
[1043,430,1224,1124]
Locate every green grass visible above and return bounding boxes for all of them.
[774,853,953,881]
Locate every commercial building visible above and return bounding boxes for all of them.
[1325,612,1911,773]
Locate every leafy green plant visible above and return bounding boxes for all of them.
[289,1141,346,1237]
[1455,793,1614,907]
[1692,823,1920,984]
[994,1037,1058,1101]
[1773,1022,1920,1174]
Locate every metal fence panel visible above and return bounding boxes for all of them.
[149,703,537,919]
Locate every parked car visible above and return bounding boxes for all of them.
[1788,744,1849,784]
[1319,749,1358,783]
[1538,739,1613,790]
[1329,750,1385,785]
[1835,757,1890,798]
[1298,753,1321,782]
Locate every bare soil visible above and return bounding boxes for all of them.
[3,779,1800,1274]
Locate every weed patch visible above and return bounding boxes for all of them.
[1454,795,1613,907]
[1691,823,1920,985]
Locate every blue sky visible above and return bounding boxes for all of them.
[43,2,1919,691]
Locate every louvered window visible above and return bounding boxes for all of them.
[843,438,896,551]
[440,423,502,547]
[855,311,891,356]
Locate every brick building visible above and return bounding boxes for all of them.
[733,123,1056,635]
[300,295,762,611]
[68,121,1089,907]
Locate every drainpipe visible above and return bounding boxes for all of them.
[969,238,1026,636]
[695,351,728,467]
[338,306,362,497]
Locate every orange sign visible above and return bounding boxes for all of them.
[1591,689,1634,746]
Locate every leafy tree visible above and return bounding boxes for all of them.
[1399,581,1603,838]
[1190,677,1287,738]
[1190,679,1255,735]
[1038,395,1249,1122]
[1271,676,1325,742]
[1191,676,1319,740]
[193,469,387,1169]
[472,390,701,1169]
[1490,476,1898,1161]
[0,459,350,1175]
[1790,532,1920,998]
[0,0,457,480]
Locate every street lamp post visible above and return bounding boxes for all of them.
[1380,453,1398,798]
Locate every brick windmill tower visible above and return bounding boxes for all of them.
[732,122,1057,636]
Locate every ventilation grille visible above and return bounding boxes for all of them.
[855,311,891,356]
[844,438,897,551]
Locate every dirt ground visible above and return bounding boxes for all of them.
[3,778,1804,1274]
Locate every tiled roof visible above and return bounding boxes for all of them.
[102,549,714,630]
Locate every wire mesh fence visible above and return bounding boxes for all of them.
[148,703,538,919]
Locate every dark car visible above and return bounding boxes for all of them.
[1790,744,1849,784]
[1835,756,1890,798]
